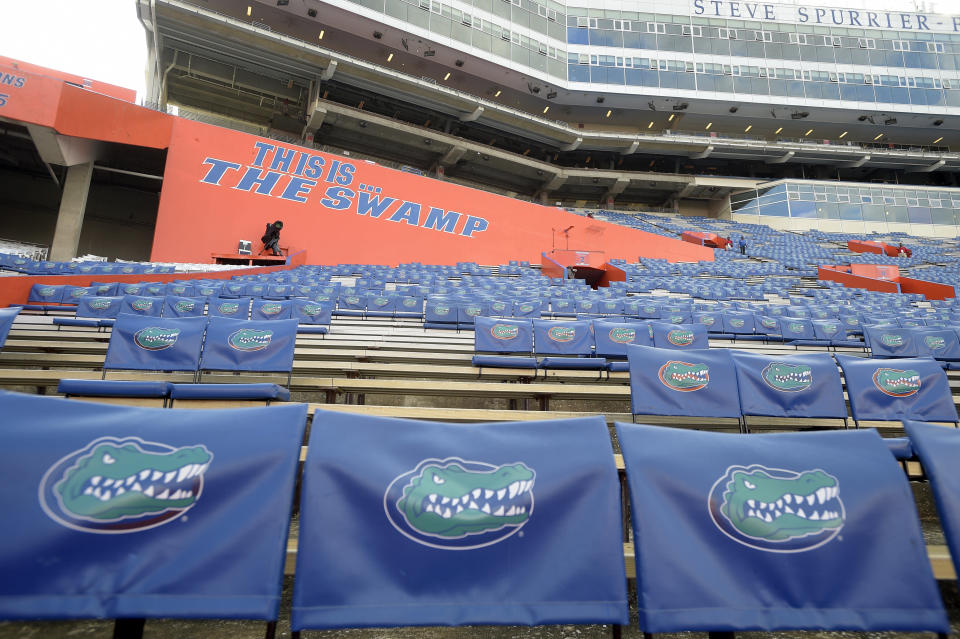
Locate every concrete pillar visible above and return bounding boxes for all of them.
[49,162,94,261]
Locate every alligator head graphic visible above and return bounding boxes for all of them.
[658,361,709,391]
[762,363,813,392]
[228,329,273,351]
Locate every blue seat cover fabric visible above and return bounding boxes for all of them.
[474,317,533,354]
[626,344,740,419]
[291,411,628,629]
[722,312,756,335]
[58,379,172,398]
[0,307,19,350]
[0,392,307,620]
[650,322,709,350]
[62,286,96,303]
[200,317,298,373]
[162,296,205,318]
[105,315,207,373]
[914,329,960,361]
[292,299,332,325]
[209,298,252,319]
[471,355,538,369]
[884,437,914,461]
[169,383,290,401]
[835,355,958,423]
[76,296,123,319]
[593,321,652,358]
[119,295,163,317]
[538,356,607,370]
[27,284,65,305]
[616,423,948,633]
[864,327,920,358]
[778,318,814,340]
[53,318,101,329]
[730,351,847,419]
[533,319,594,356]
[903,420,960,586]
[252,299,293,321]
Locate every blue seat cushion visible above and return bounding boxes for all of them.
[364,311,394,317]
[297,325,329,334]
[54,318,101,328]
[946,362,960,371]
[606,360,630,373]
[423,322,459,330]
[333,310,365,317]
[885,437,914,460]
[169,383,290,401]
[394,312,423,318]
[472,355,538,369]
[538,357,608,370]
[58,379,172,398]
[789,339,832,347]
[731,334,767,341]
[830,339,864,348]
[98,319,116,327]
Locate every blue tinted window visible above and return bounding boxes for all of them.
[908,207,932,224]
[568,27,588,45]
[568,64,590,82]
[790,201,817,218]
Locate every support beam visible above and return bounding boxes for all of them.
[604,177,630,200]
[438,145,467,167]
[459,106,483,122]
[689,145,713,160]
[675,181,698,199]
[766,151,795,164]
[561,137,581,152]
[303,106,328,134]
[906,159,946,173]
[620,140,639,155]
[49,162,94,262]
[839,155,870,169]
[541,173,567,192]
[320,60,337,81]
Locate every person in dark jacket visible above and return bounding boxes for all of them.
[260,220,283,256]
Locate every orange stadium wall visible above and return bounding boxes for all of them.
[151,119,713,266]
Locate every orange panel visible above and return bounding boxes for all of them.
[152,119,714,266]
[0,56,135,103]
[54,84,173,149]
[0,62,62,128]
[899,277,955,301]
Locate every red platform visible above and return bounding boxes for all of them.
[211,253,287,266]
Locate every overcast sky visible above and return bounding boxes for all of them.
[0,0,148,101]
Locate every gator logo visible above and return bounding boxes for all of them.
[227,286,243,294]
[123,286,140,294]
[13,259,26,265]
[39,437,212,534]
[845,317,859,326]
[786,322,804,334]
[384,457,534,550]
[38,287,57,297]
[464,305,482,317]
[491,324,520,340]
[146,287,162,295]
[131,300,153,312]
[121,267,134,273]
[872,368,920,397]
[70,289,88,298]
[80,266,93,273]
[174,301,196,313]
[345,296,360,305]
[609,327,636,344]
[668,315,684,324]
[492,302,506,312]
[134,327,180,351]
[433,305,450,315]
[372,297,389,307]
[699,316,716,326]
[95,286,111,294]
[217,302,240,315]
[658,361,708,391]
[666,329,695,347]
[402,298,418,308]
[770,308,784,316]
[821,324,839,335]
[925,336,946,351]
[879,334,905,348]
[89,298,112,310]
[199,288,215,296]
[643,306,657,314]
[902,321,919,328]
[708,465,844,552]
[171,286,186,295]
[519,303,534,313]
[813,311,828,319]
[730,319,745,328]
[762,363,812,392]
[228,329,273,351]
[260,302,283,315]
[581,302,593,310]
[250,286,264,293]
[303,303,325,316]
[547,326,575,342]
[602,302,617,311]
[760,318,778,329]
[316,295,331,302]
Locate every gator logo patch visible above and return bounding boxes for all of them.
[80,266,93,273]
[643,306,657,314]
[901,321,919,328]
[581,302,593,310]
[668,315,684,324]
[491,324,520,340]
[433,305,450,315]
[173,301,195,313]
[464,305,482,317]
[303,303,325,316]
[760,318,778,329]
[38,287,57,297]
[402,298,418,308]
[872,368,921,397]
[709,465,844,552]
[69,289,88,298]
[602,302,617,311]
[518,303,534,313]
[699,316,716,326]
[821,324,839,335]
[924,336,946,351]
[384,457,535,550]
[217,302,240,315]
[39,437,212,534]
[344,296,360,305]
[171,286,186,295]
[608,327,636,344]
[770,308,784,316]
[786,322,805,334]
[879,334,904,348]
[658,361,708,391]
[845,317,859,326]
[250,286,264,293]
[146,287,162,295]
[729,319,745,329]
[89,298,112,310]
[547,326,576,342]
[666,329,695,347]
[260,302,284,315]
[121,267,134,274]
[199,288,215,296]
[492,302,506,312]
[372,297,389,307]
[228,329,273,351]
[762,363,812,392]
[131,300,153,312]
[134,327,180,351]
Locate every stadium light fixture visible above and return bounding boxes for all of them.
[246,5,252,16]
[804,129,814,136]
[543,106,549,114]
[443,72,451,80]
[934,136,944,144]
[494,89,501,97]
[705,122,713,130]
[606,110,612,118]
[648,121,654,128]
[387,53,394,62]
[874,133,883,140]
[668,114,675,121]
[744,125,752,132]
[839,131,848,138]
[774,126,783,134]
[318,30,324,40]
